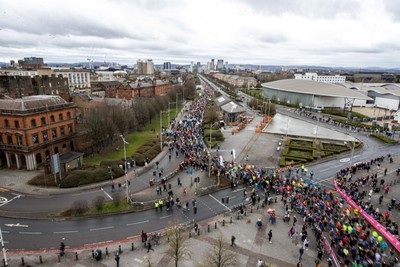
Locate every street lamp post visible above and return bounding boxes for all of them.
[0,226,8,266]
[168,101,176,126]
[120,135,129,203]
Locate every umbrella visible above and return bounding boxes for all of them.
[267,208,275,213]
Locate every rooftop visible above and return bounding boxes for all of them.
[262,79,372,100]
[0,95,73,111]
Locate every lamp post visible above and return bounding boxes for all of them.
[0,226,8,266]
[119,135,129,203]
[160,110,168,151]
[168,101,176,126]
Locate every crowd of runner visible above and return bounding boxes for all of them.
[157,79,400,266]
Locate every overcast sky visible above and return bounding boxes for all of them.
[1,0,399,67]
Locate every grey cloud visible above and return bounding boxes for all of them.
[258,34,287,44]
[382,0,400,21]
[235,0,361,19]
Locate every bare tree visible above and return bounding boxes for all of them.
[205,234,238,267]
[164,221,191,267]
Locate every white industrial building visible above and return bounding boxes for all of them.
[295,73,346,84]
[54,69,91,90]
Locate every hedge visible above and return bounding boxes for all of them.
[370,134,398,144]
[60,167,110,188]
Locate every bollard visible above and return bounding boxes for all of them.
[21,257,25,266]
[3,259,6,267]
[198,228,200,236]
[223,219,225,226]
[194,206,197,214]
[230,216,232,223]
[244,211,247,216]
[208,224,210,232]
[131,242,134,251]
[75,252,78,261]
[222,198,225,203]
[215,222,217,229]
[169,184,171,190]
[119,245,122,254]
[92,250,95,259]
[226,197,229,204]
[39,255,43,264]
[189,232,192,238]
[251,207,253,213]
[57,255,61,263]
[106,247,109,256]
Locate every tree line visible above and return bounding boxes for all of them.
[83,77,197,152]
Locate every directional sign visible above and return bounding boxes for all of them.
[5,223,28,228]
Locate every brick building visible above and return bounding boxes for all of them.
[0,95,77,170]
[0,75,70,101]
[107,80,174,100]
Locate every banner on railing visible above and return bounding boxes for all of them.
[334,180,400,253]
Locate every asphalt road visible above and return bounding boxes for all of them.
[0,75,399,251]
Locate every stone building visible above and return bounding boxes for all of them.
[0,95,77,170]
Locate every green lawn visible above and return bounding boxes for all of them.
[86,107,181,165]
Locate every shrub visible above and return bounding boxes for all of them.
[92,196,105,210]
[112,192,123,206]
[71,200,89,215]
[370,134,397,143]
[60,167,110,188]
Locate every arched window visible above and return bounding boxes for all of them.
[31,119,37,127]
[59,113,63,121]
[66,112,71,119]
[4,119,10,128]
[14,120,20,128]
[50,115,55,123]
[41,117,46,125]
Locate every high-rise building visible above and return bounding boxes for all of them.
[216,59,224,70]
[136,59,154,75]
[210,59,215,71]
[163,62,172,70]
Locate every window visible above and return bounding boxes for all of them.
[17,135,22,146]
[68,124,73,134]
[14,120,20,129]
[42,131,48,142]
[59,113,63,121]
[5,119,10,128]
[7,135,13,145]
[52,129,57,138]
[66,112,71,119]
[60,126,65,136]
[41,117,46,125]
[0,133,3,144]
[32,134,39,144]
[31,119,37,127]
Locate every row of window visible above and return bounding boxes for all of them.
[0,125,73,145]
[3,112,72,128]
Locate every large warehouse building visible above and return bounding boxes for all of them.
[261,79,372,109]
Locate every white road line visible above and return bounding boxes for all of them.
[1,231,9,234]
[232,188,245,193]
[126,220,149,226]
[209,194,232,211]
[160,215,172,220]
[134,258,143,263]
[53,230,78,234]
[0,194,21,207]
[90,226,114,231]
[19,232,42,235]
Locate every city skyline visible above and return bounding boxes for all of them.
[1,0,400,68]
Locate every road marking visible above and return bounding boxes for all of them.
[0,194,21,207]
[232,188,245,193]
[134,258,143,263]
[90,226,114,231]
[126,220,149,226]
[0,188,9,192]
[160,215,172,220]
[208,194,232,211]
[339,158,350,163]
[19,232,42,235]
[2,231,9,234]
[53,230,78,234]
[5,223,28,228]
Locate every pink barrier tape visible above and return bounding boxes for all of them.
[321,231,341,267]
[334,179,400,253]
